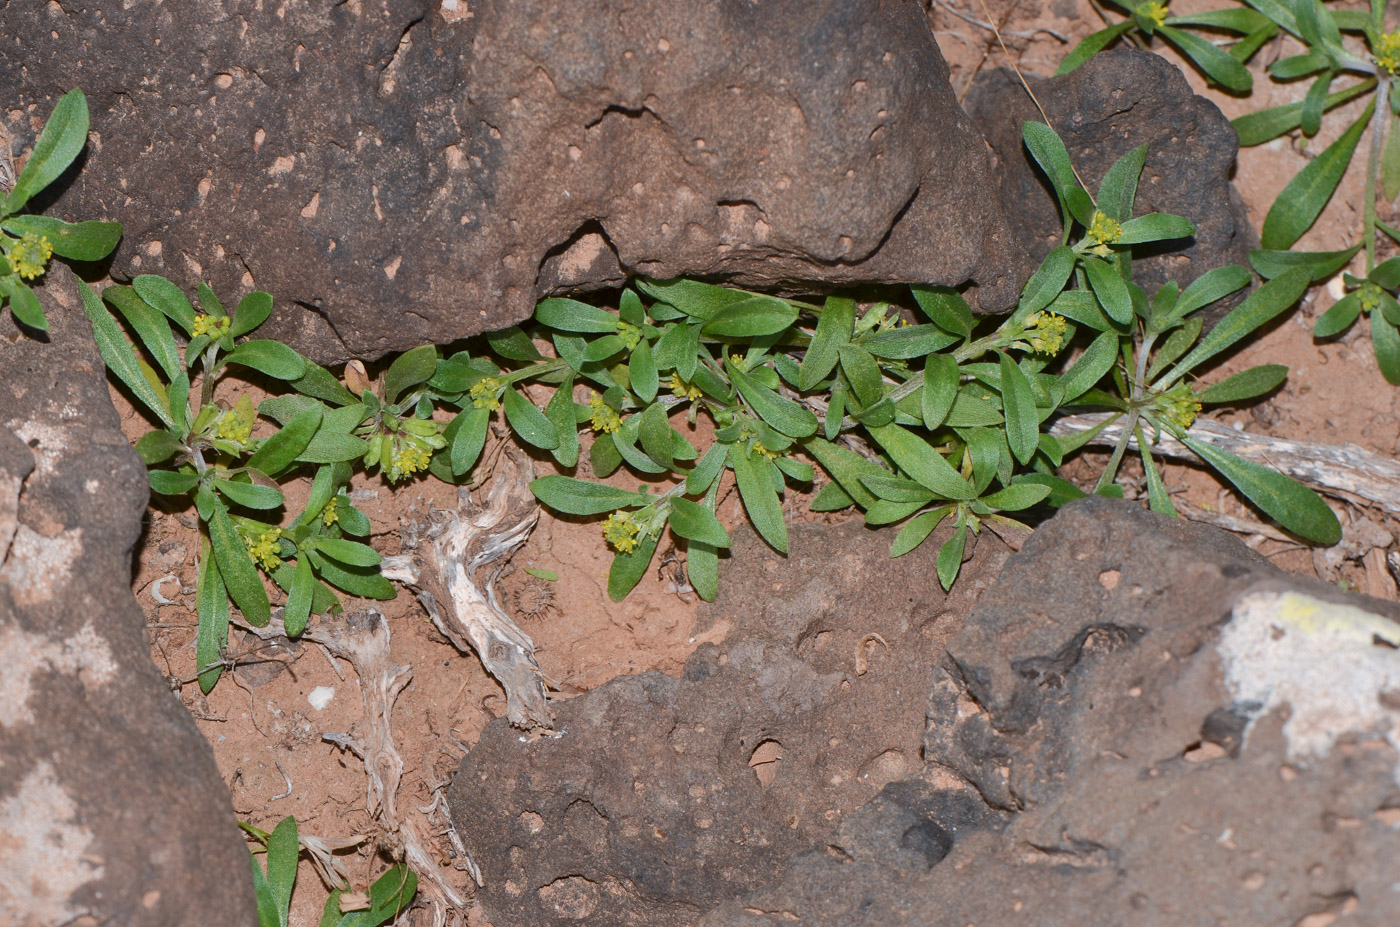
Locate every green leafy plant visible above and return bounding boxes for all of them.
[79,276,388,692]
[1058,1,1277,91]
[243,816,417,927]
[1,88,122,330]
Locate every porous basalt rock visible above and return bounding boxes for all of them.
[0,266,255,926]
[965,49,1255,324]
[1,0,1029,365]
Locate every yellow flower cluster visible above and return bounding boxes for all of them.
[469,377,502,411]
[245,528,283,572]
[669,373,703,402]
[1137,0,1168,29]
[391,443,432,476]
[617,320,643,351]
[1157,383,1202,431]
[215,413,252,444]
[321,497,340,526]
[1086,211,1122,257]
[751,441,780,461]
[1023,312,1068,356]
[8,233,52,280]
[1358,283,1383,314]
[588,394,622,433]
[1376,30,1400,75]
[191,314,231,339]
[602,511,641,553]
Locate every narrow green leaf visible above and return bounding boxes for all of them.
[911,286,973,338]
[503,389,560,450]
[310,551,396,600]
[1260,100,1373,250]
[868,423,975,500]
[1301,70,1334,138]
[1313,292,1363,338]
[265,816,299,924]
[209,503,272,626]
[864,499,925,525]
[729,360,818,437]
[636,278,751,321]
[1180,434,1341,544]
[487,325,544,362]
[316,537,382,567]
[291,362,359,406]
[1268,52,1328,80]
[214,478,284,510]
[800,296,855,390]
[1016,245,1077,320]
[1116,213,1196,245]
[1058,330,1119,404]
[937,522,969,591]
[446,407,490,475]
[890,507,952,557]
[530,475,647,515]
[78,280,177,428]
[630,339,659,403]
[221,340,308,380]
[701,295,798,338]
[980,483,1052,511]
[1199,364,1289,404]
[860,325,959,359]
[535,297,621,332]
[1160,24,1252,91]
[297,432,370,464]
[196,548,228,693]
[284,557,314,638]
[132,274,197,335]
[1055,22,1134,75]
[839,343,885,409]
[1022,121,1080,226]
[1232,78,1373,146]
[582,334,626,362]
[729,445,787,553]
[545,377,580,468]
[149,469,199,495]
[686,440,729,495]
[1384,113,1400,202]
[668,498,731,547]
[7,88,88,212]
[921,354,959,429]
[607,531,660,601]
[638,401,675,471]
[998,352,1038,465]
[102,284,183,381]
[1083,255,1134,325]
[383,344,438,404]
[1168,264,1253,323]
[232,291,274,338]
[1137,424,1176,518]
[687,541,719,602]
[1371,311,1400,385]
[1161,268,1310,385]
[137,430,184,465]
[803,437,888,509]
[1097,144,1147,223]
[1250,244,1360,281]
[0,214,121,261]
[246,406,322,477]
[3,278,46,330]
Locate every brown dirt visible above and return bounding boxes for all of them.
[118,2,1400,923]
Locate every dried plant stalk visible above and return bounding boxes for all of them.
[380,447,552,729]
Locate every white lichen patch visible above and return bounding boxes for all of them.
[0,622,117,729]
[1220,591,1400,781]
[6,419,67,479]
[0,525,83,607]
[0,761,104,923]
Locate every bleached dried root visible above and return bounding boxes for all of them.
[1051,413,1400,516]
[380,446,552,729]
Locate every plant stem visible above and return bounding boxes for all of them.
[1365,76,1390,275]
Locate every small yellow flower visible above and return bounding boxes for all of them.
[730,354,746,369]
[588,394,622,433]
[1156,383,1201,431]
[751,441,780,461]
[1086,211,1122,257]
[191,314,232,339]
[1358,282,1384,314]
[215,415,252,444]
[1376,30,1400,75]
[7,233,52,280]
[244,528,283,572]
[669,373,703,402]
[1137,0,1168,29]
[389,443,432,478]
[321,498,341,526]
[1023,312,1068,356]
[469,377,502,411]
[602,511,641,554]
[617,320,643,351]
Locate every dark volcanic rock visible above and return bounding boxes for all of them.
[0,267,254,926]
[704,498,1400,927]
[1,0,1029,365]
[449,520,1012,927]
[965,49,1254,324]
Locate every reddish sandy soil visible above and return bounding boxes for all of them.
[118,2,1400,923]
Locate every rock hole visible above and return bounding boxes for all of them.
[537,875,600,920]
[748,739,784,788]
[1182,740,1227,763]
[1098,569,1120,590]
[518,810,543,834]
[900,819,952,868]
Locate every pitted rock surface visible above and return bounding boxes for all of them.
[703,498,1400,927]
[0,266,255,926]
[1,0,1028,365]
[965,49,1254,324]
[449,519,1011,927]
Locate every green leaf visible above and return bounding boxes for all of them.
[1137,424,1176,517]
[1301,70,1334,138]
[530,475,648,515]
[221,340,308,380]
[1384,113,1400,202]
[1372,311,1400,385]
[535,297,621,332]
[1015,245,1077,320]
[132,274,197,335]
[810,480,855,512]
[582,334,626,362]
[1058,330,1119,404]
[1260,100,1373,250]
[1116,213,1196,245]
[137,429,184,465]
[607,531,660,601]
[998,352,1038,466]
[1180,434,1340,544]
[78,280,178,428]
[911,286,973,338]
[103,284,183,382]
[1082,255,1133,325]
[936,522,969,591]
[803,437,888,510]
[1249,244,1360,281]
[921,354,959,429]
[590,432,623,478]
[209,503,272,626]
[383,344,438,404]
[297,431,371,464]
[668,498,731,547]
[701,295,798,338]
[1160,24,1252,92]
[265,816,299,925]
[860,474,937,504]
[232,291,274,338]
[196,548,229,693]
[545,376,580,468]
[247,406,322,477]
[7,88,88,213]
[980,483,1052,511]
[839,343,885,409]
[298,466,338,529]
[447,407,491,475]
[800,296,855,390]
[630,339,659,403]
[1160,267,1310,385]
[687,541,719,602]
[890,507,952,557]
[3,278,46,330]
[214,478,284,510]
[316,537,382,567]
[1023,121,1083,227]
[868,423,975,500]
[284,557,314,638]
[1199,364,1289,403]
[1370,256,1400,289]
[502,389,559,449]
[149,469,199,495]
[291,363,359,406]
[310,551,396,600]
[728,444,787,553]
[487,326,544,362]
[1167,8,1270,32]
[1,214,121,261]
[1055,22,1134,76]
[728,359,818,437]
[1167,264,1253,324]
[864,499,925,525]
[1314,292,1362,338]
[638,401,676,471]
[1269,52,1329,79]
[636,278,751,321]
[1097,144,1146,223]
[860,325,959,359]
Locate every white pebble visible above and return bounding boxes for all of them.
[307,686,335,711]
